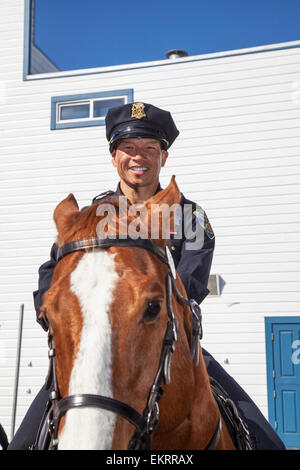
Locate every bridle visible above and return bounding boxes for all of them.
[33,236,222,450]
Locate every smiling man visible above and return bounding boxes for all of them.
[105,102,175,204]
[111,137,168,203]
[8,102,285,450]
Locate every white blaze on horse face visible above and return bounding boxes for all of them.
[58,250,119,450]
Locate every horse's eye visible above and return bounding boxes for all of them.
[143,300,162,323]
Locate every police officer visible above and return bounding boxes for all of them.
[8,102,285,450]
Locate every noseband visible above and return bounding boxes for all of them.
[34,236,222,450]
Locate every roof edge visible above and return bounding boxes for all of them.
[24,39,300,82]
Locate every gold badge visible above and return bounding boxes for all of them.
[131,102,146,119]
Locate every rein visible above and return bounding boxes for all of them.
[34,236,221,450]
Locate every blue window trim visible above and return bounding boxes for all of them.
[50,89,134,130]
[265,316,300,428]
[23,0,32,80]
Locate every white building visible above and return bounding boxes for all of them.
[1,0,300,449]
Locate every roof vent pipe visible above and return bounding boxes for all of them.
[166,49,188,59]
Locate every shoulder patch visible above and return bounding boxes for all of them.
[193,210,215,239]
[92,190,114,205]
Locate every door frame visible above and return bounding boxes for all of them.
[265,316,300,441]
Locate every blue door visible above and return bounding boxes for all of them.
[265,317,300,449]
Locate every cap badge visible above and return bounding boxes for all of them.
[131,102,146,119]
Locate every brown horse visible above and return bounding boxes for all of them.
[40,176,237,450]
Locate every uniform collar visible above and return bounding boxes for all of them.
[115,182,162,198]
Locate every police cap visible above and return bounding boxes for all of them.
[106,102,179,151]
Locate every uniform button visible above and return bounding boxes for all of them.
[171,245,176,251]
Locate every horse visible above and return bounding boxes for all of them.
[37,176,252,450]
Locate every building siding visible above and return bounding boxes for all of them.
[1,0,300,439]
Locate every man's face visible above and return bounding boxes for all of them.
[111,138,168,189]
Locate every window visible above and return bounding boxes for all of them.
[51,90,133,130]
[24,0,61,78]
[24,0,191,78]
[59,102,90,121]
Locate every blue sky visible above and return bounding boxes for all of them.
[34,0,300,71]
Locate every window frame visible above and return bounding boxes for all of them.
[50,89,133,130]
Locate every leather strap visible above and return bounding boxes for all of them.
[56,236,169,267]
[52,394,148,437]
[205,416,222,450]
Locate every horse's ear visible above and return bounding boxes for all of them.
[147,175,181,207]
[145,175,181,247]
[53,194,79,241]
